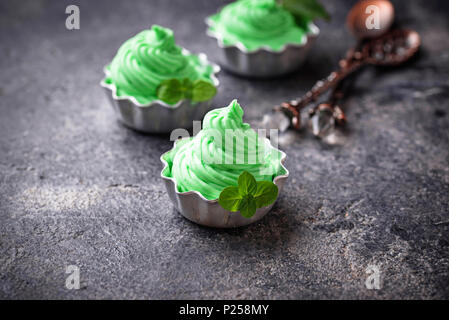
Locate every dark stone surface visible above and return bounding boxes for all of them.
[0,0,448,299]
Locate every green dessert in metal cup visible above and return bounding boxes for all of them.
[208,0,308,51]
[206,0,321,77]
[101,25,220,133]
[161,100,289,228]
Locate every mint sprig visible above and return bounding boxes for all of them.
[156,78,216,104]
[279,0,330,22]
[218,171,279,218]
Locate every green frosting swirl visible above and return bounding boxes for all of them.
[162,100,286,200]
[105,25,214,105]
[207,0,308,51]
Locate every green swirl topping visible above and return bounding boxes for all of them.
[207,0,308,51]
[162,100,286,200]
[105,25,214,105]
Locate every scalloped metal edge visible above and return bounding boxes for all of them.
[100,49,220,109]
[205,16,320,54]
[160,137,290,204]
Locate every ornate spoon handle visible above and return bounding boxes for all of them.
[280,48,366,129]
[270,30,420,132]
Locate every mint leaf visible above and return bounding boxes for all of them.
[156,79,184,104]
[254,181,279,208]
[181,78,193,100]
[280,0,330,21]
[157,78,216,104]
[239,194,257,218]
[238,171,257,196]
[218,171,280,218]
[218,186,242,212]
[191,80,217,102]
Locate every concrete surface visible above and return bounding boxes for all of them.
[0,0,448,299]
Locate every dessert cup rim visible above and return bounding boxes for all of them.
[100,50,220,109]
[205,15,320,54]
[160,136,290,203]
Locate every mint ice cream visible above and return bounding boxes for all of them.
[162,100,286,200]
[105,25,215,105]
[207,0,308,51]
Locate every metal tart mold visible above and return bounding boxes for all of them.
[100,52,220,134]
[206,18,319,78]
[160,137,289,228]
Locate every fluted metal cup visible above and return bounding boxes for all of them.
[206,19,319,78]
[160,137,289,228]
[100,53,220,134]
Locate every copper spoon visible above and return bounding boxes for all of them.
[309,0,395,137]
[263,0,419,133]
[266,28,421,132]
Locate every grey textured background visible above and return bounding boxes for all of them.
[0,0,448,299]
